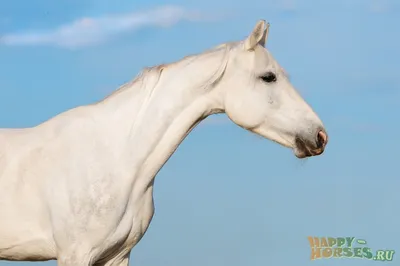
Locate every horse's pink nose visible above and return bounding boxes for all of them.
[316,130,328,149]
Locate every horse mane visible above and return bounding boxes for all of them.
[99,64,166,103]
[99,41,239,104]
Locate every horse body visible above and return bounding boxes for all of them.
[0,126,56,261]
[0,62,212,264]
[0,20,328,265]
[0,105,156,264]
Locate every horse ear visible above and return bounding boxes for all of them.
[259,22,269,47]
[244,20,270,50]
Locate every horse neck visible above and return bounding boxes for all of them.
[96,64,222,189]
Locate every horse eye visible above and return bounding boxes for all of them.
[260,72,277,83]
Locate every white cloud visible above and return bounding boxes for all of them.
[368,0,390,13]
[0,5,206,49]
[278,0,297,11]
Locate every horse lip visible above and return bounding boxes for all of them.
[293,136,325,158]
[294,137,315,158]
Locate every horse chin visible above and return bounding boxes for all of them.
[293,149,311,159]
[293,143,323,159]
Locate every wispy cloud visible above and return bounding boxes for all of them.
[0,5,206,49]
[278,0,297,11]
[367,0,394,13]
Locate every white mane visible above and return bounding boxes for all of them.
[100,41,238,105]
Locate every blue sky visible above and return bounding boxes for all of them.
[0,0,399,265]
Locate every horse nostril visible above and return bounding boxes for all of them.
[316,130,328,148]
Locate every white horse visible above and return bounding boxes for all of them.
[0,20,328,265]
